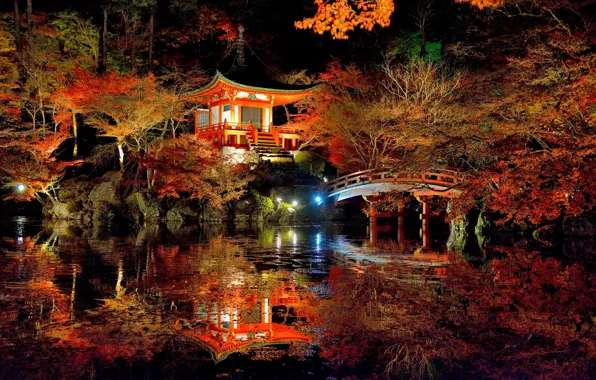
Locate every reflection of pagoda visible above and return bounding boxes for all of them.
[174,283,313,362]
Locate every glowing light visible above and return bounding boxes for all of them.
[323,177,328,183]
[276,197,282,202]
[292,200,298,207]
[315,196,322,205]
[16,184,26,192]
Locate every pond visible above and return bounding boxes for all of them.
[0,217,594,379]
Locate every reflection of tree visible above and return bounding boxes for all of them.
[316,250,595,378]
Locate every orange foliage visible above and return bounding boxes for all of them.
[456,0,504,8]
[0,127,82,201]
[144,134,253,208]
[295,0,394,39]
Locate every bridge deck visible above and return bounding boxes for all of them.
[325,169,463,201]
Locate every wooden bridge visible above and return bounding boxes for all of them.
[325,168,463,202]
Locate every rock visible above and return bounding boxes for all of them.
[166,199,199,223]
[235,199,253,214]
[92,201,116,227]
[475,212,490,248]
[234,213,251,224]
[59,177,93,204]
[53,202,71,219]
[52,202,81,220]
[166,208,184,222]
[447,217,468,253]
[166,219,184,234]
[89,181,119,207]
[202,204,229,222]
[125,192,160,223]
[269,207,294,225]
[100,170,123,184]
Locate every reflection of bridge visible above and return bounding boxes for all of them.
[331,236,450,282]
[325,169,464,251]
[325,168,462,202]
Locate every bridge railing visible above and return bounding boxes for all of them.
[325,168,464,194]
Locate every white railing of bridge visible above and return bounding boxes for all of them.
[325,168,464,195]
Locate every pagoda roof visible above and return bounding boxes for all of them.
[186,70,318,106]
[173,321,312,362]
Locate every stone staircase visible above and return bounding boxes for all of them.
[249,131,297,175]
[249,132,294,162]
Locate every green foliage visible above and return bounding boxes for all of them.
[389,32,441,63]
[249,189,274,215]
[294,151,326,177]
[51,11,100,69]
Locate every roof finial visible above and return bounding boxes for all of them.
[236,25,246,69]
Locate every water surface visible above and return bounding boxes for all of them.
[0,218,593,379]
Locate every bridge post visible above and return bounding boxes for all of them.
[369,202,378,246]
[420,197,430,249]
[396,200,405,245]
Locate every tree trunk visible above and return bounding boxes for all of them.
[26,0,32,69]
[72,111,78,157]
[131,31,137,74]
[101,8,108,73]
[420,24,426,59]
[117,142,124,171]
[13,0,24,82]
[148,13,154,73]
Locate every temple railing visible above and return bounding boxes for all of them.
[270,125,280,145]
[325,168,465,195]
[195,121,253,134]
[247,123,258,144]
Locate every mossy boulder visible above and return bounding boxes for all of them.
[202,204,229,223]
[89,181,120,208]
[52,202,76,220]
[125,192,160,223]
[447,217,468,253]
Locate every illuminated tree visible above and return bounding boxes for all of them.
[295,0,394,40]
[86,72,163,170]
[144,134,253,208]
[293,58,460,172]
[0,127,81,202]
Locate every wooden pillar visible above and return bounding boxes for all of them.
[194,110,199,136]
[219,98,224,126]
[208,100,212,125]
[260,298,270,324]
[397,201,405,245]
[420,197,430,249]
[370,202,378,247]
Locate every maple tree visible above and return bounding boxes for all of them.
[0,18,20,125]
[144,134,253,208]
[295,0,394,40]
[441,1,596,225]
[84,71,163,170]
[0,127,81,202]
[293,58,460,172]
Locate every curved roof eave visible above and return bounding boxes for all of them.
[186,70,320,97]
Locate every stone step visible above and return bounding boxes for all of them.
[253,147,285,152]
